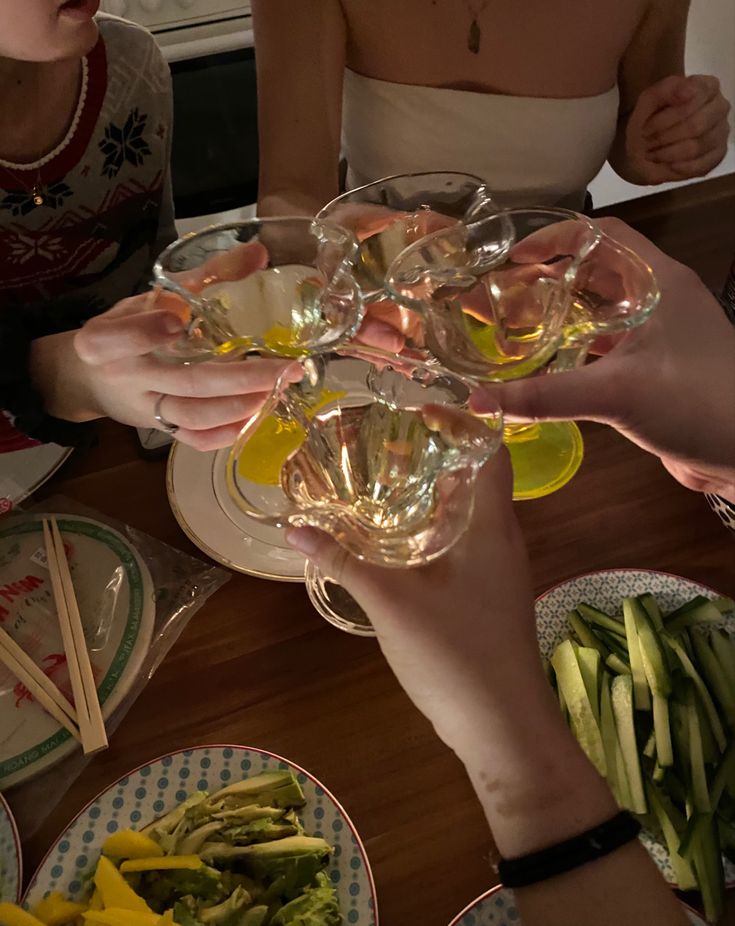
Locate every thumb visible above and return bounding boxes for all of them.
[470,364,625,427]
[285,524,386,604]
[75,307,184,365]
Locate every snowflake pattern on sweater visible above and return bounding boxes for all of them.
[0,14,175,325]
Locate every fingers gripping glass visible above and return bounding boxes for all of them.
[152,218,364,362]
[386,208,661,500]
[318,172,499,343]
[226,352,504,635]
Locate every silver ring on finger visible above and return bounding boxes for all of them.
[153,394,179,435]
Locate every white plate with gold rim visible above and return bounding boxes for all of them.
[166,442,306,581]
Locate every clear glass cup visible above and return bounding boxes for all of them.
[385,208,661,500]
[226,351,504,634]
[317,172,501,342]
[152,217,363,362]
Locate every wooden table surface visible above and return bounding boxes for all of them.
[10,176,735,925]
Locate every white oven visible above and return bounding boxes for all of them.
[100,1,258,230]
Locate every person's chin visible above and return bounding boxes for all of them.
[55,19,99,60]
[56,0,100,58]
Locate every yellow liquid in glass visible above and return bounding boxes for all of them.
[237,389,346,486]
[464,317,585,500]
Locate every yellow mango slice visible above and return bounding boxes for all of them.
[0,904,46,926]
[31,893,86,925]
[93,857,151,914]
[83,910,160,926]
[88,892,103,912]
[102,831,163,861]
[119,856,202,874]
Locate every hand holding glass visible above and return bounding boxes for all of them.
[386,209,660,499]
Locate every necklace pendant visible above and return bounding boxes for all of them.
[32,186,45,207]
[468,18,481,54]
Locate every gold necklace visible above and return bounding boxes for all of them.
[0,163,46,206]
[464,0,492,54]
[0,66,47,207]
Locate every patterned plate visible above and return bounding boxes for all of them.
[535,568,735,888]
[448,884,707,925]
[24,744,378,924]
[0,793,21,903]
[0,443,72,514]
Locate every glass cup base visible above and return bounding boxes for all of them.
[505,421,584,501]
[304,561,376,636]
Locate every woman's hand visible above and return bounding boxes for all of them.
[286,438,688,926]
[287,449,542,756]
[619,74,730,185]
[30,294,302,451]
[471,219,735,501]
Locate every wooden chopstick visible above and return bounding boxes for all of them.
[0,625,78,723]
[44,518,108,755]
[0,630,81,742]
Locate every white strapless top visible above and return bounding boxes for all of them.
[342,69,620,209]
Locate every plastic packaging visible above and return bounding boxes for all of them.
[0,495,229,838]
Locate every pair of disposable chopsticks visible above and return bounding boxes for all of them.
[42,516,108,755]
[0,625,81,742]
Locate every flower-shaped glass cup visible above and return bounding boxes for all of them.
[226,352,503,634]
[152,217,363,362]
[317,172,501,342]
[386,208,661,500]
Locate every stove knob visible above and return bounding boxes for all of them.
[104,0,129,16]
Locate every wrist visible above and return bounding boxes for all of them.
[450,673,617,858]
[30,330,102,422]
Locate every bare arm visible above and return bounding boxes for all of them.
[253,0,346,216]
[608,0,689,182]
[287,453,689,926]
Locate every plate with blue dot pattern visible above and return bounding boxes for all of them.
[535,568,735,888]
[22,744,378,924]
[0,792,21,903]
[448,885,707,925]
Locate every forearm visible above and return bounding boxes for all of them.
[455,672,686,926]
[257,188,330,218]
[29,330,100,423]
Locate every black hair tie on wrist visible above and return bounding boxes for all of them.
[497,810,642,888]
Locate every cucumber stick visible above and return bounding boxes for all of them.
[685,684,711,813]
[623,598,652,710]
[576,603,626,638]
[691,819,725,924]
[666,596,724,634]
[611,674,646,814]
[711,629,735,697]
[567,610,607,655]
[645,782,697,891]
[599,676,627,808]
[639,592,664,631]
[664,632,727,752]
[577,647,602,726]
[652,694,674,767]
[632,597,672,696]
[551,640,606,776]
[606,654,631,676]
